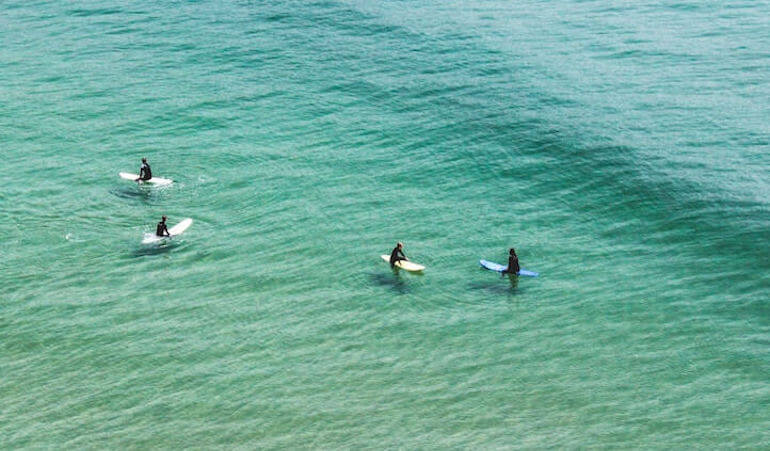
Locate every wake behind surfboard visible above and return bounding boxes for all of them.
[479,259,538,277]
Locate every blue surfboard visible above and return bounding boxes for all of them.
[479,259,539,277]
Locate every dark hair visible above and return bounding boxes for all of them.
[509,248,516,254]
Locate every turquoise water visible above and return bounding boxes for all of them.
[2,0,769,447]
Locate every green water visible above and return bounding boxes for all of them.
[2,0,768,447]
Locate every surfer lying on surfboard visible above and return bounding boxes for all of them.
[156,216,171,237]
[389,242,408,268]
[501,248,520,275]
[135,158,152,182]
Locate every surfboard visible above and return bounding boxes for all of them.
[479,259,538,277]
[142,218,193,244]
[119,172,173,186]
[380,254,425,272]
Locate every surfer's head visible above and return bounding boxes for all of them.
[509,248,516,255]
[161,215,167,222]
[142,157,147,163]
[397,242,403,249]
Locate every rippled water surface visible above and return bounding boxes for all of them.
[1,0,768,447]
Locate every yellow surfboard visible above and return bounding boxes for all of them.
[380,255,425,272]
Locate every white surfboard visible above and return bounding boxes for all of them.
[380,254,425,272]
[142,218,193,244]
[119,172,173,186]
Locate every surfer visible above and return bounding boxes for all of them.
[156,216,171,237]
[501,248,520,275]
[389,242,408,268]
[136,158,152,181]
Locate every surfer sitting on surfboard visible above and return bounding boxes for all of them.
[156,216,171,237]
[501,248,520,275]
[135,158,152,182]
[389,242,408,268]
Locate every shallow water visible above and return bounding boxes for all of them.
[2,0,768,447]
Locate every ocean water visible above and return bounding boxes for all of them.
[1,0,768,447]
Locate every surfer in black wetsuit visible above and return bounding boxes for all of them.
[156,216,171,237]
[501,248,520,275]
[136,158,152,181]
[389,242,408,268]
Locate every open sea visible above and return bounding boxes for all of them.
[1,0,768,447]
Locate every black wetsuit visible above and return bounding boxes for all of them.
[389,247,406,267]
[504,254,520,275]
[139,163,152,181]
[156,221,170,237]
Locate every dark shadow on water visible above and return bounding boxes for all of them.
[131,242,180,257]
[468,271,521,296]
[110,186,154,202]
[367,270,411,295]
